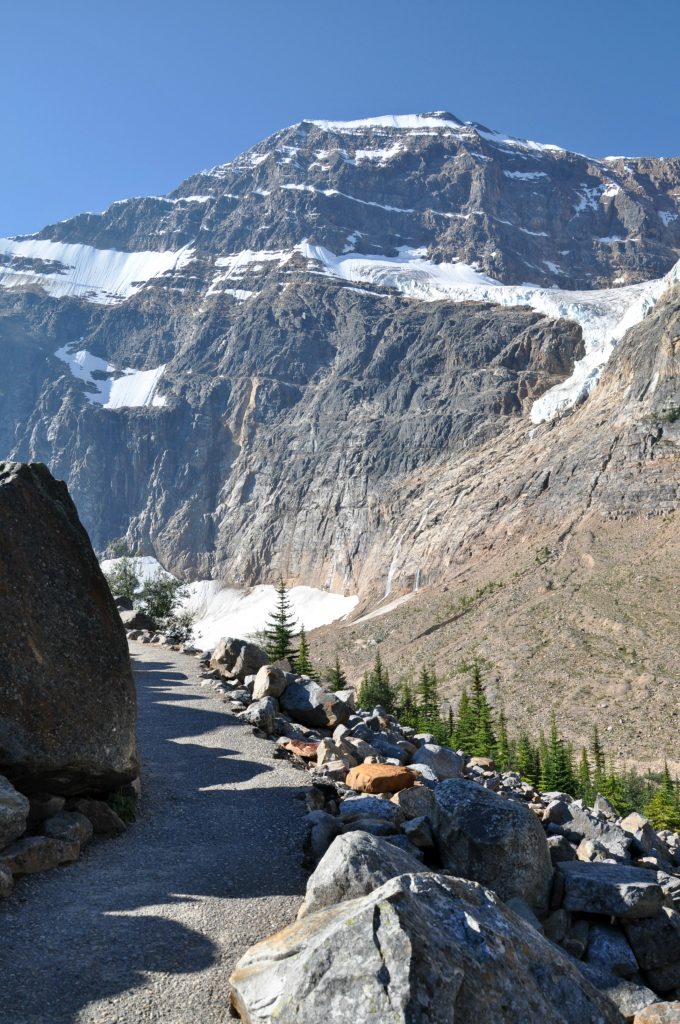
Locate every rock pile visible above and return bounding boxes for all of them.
[193,638,680,1023]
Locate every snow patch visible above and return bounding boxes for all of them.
[55,345,166,409]
[0,237,194,304]
[503,170,548,180]
[101,557,358,649]
[659,210,679,226]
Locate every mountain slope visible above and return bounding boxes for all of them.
[0,112,678,594]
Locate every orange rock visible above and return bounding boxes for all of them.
[345,763,416,794]
[280,739,319,759]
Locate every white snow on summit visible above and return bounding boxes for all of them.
[55,345,167,409]
[0,237,194,304]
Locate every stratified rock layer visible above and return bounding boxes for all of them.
[0,462,138,794]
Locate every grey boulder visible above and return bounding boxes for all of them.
[298,831,424,918]
[434,778,553,912]
[0,775,29,850]
[559,862,665,920]
[42,810,93,848]
[251,665,291,700]
[210,638,269,683]
[70,798,126,836]
[280,682,350,729]
[410,744,463,781]
[239,697,278,735]
[230,872,625,1023]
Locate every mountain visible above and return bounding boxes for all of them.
[1,112,678,764]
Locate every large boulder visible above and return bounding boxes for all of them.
[119,608,156,631]
[230,873,625,1023]
[410,744,463,781]
[0,775,29,850]
[559,862,665,920]
[280,681,350,729]
[624,908,680,992]
[562,802,632,861]
[298,831,424,918]
[345,762,416,794]
[0,463,139,795]
[434,778,553,912]
[210,638,268,682]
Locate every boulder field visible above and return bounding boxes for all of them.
[170,633,680,1024]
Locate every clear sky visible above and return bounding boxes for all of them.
[3,0,679,237]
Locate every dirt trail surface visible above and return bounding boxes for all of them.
[0,643,308,1024]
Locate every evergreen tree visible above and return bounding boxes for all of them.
[397,682,419,729]
[326,655,347,692]
[591,726,606,792]
[357,651,396,713]
[494,709,511,771]
[264,578,299,663]
[294,627,316,678]
[516,732,538,785]
[453,687,476,752]
[140,569,187,623]
[468,660,496,757]
[417,668,441,733]
[576,747,593,804]
[644,762,680,830]
[104,556,140,602]
[537,732,550,791]
[543,713,576,794]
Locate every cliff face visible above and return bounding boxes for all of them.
[0,112,678,600]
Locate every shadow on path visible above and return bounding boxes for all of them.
[0,651,307,1024]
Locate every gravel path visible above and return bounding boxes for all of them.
[0,643,308,1024]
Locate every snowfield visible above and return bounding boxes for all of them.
[0,237,194,304]
[55,345,166,409]
[100,557,358,650]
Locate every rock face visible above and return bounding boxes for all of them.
[0,462,138,794]
[434,778,553,911]
[230,872,624,1024]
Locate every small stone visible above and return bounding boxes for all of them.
[27,793,66,824]
[402,816,434,849]
[563,919,589,959]
[279,739,320,760]
[339,795,401,824]
[0,775,29,850]
[43,811,93,848]
[586,924,638,979]
[543,908,570,943]
[1,835,79,874]
[0,863,13,898]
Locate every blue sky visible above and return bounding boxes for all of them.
[3,0,679,236]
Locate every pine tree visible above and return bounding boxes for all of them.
[468,660,496,757]
[644,762,680,830]
[357,651,396,713]
[591,726,606,793]
[495,709,511,771]
[576,747,593,804]
[538,732,550,791]
[516,732,538,785]
[417,668,441,732]
[264,578,298,663]
[397,682,419,729]
[294,627,316,678]
[326,655,347,692]
[453,687,476,752]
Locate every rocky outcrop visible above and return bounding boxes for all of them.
[0,462,138,794]
[230,872,625,1024]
